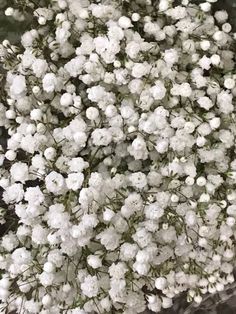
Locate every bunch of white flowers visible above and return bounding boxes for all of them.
[0,0,236,313]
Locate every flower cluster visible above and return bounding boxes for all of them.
[0,0,236,313]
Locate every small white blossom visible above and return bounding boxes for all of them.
[42,73,58,93]
[66,172,84,191]
[10,75,26,98]
[45,171,65,194]
[10,162,29,183]
[81,275,99,298]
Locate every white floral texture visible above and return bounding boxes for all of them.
[0,0,236,313]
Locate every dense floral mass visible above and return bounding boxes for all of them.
[0,0,236,313]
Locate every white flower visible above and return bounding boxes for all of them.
[222,23,232,33]
[32,59,48,77]
[171,83,192,97]
[211,54,221,65]
[42,294,52,307]
[56,27,70,44]
[1,233,19,252]
[150,80,166,100]
[87,255,102,269]
[39,272,54,287]
[66,172,84,191]
[45,171,65,194]
[45,203,70,229]
[10,75,26,98]
[184,122,195,134]
[227,205,236,217]
[129,172,147,189]
[30,108,43,121]
[24,300,41,313]
[120,243,138,261]
[96,227,121,251]
[87,85,106,103]
[11,247,31,265]
[185,210,197,226]
[125,41,140,59]
[68,157,88,173]
[155,277,167,290]
[5,150,16,161]
[109,278,126,302]
[81,214,99,229]
[3,183,24,204]
[224,78,235,90]
[213,31,225,42]
[64,56,86,77]
[60,93,73,107]
[44,147,56,160]
[103,208,115,221]
[166,6,187,19]
[32,224,48,245]
[24,186,44,205]
[86,107,99,120]
[197,96,214,110]
[10,162,29,183]
[118,16,133,29]
[200,2,211,12]
[128,136,148,160]
[198,55,211,70]
[109,262,128,279]
[42,73,58,92]
[91,128,112,146]
[43,261,55,273]
[163,49,178,66]
[217,91,233,114]
[132,63,151,78]
[162,297,173,309]
[132,228,152,248]
[133,261,150,275]
[200,40,210,51]
[81,275,99,298]
[214,10,228,23]
[145,202,164,220]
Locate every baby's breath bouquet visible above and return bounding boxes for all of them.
[0,0,236,313]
